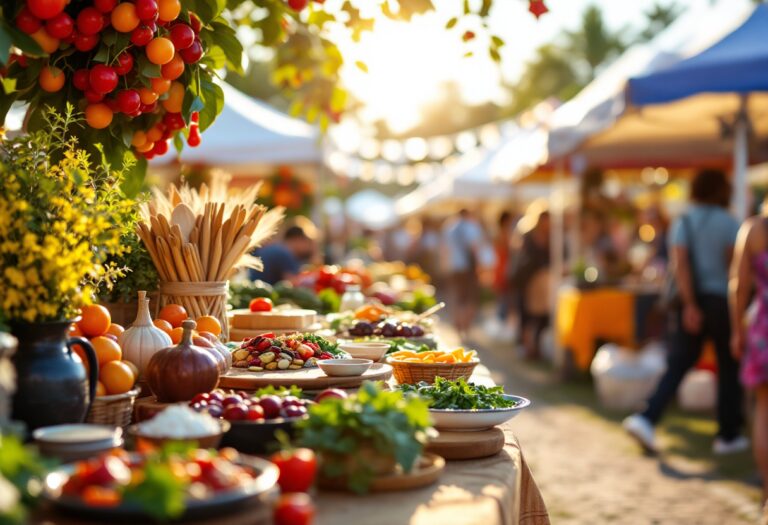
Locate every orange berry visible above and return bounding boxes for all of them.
[162,81,184,113]
[100,360,135,395]
[77,304,111,337]
[146,125,163,142]
[85,103,113,129]
[152,318,173,334]
[131,130,147,147]
[111,2,140,32]
[157,0,181,22]
[30,29,60,54]
[135,140,154,153]
[91,336,122,366]
[39,66,65,92]
[160,54,184,80]
[195,316,222,337]
[150,76,171,94]
[146,37,175,65]
[138,87,159,104]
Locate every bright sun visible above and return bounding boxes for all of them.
[337,14,503,134]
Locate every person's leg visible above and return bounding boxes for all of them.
[755,386,768,501]
[705,295,745,440]
[641,307,704,424]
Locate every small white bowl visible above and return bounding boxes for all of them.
[339,342,390,361]
[34,424,123,462]
[318,358,373,377]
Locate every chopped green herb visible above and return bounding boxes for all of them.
[400,377,518,410]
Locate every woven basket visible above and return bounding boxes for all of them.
[86,387,141,428]
[388,359,479,385]
[157,281,229,340]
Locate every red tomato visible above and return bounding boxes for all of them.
[77,7,103,35]
[89,64,118,94]
[273,493,315,525]
[45,12,73,39]
[179,38,202,63]
[114,52,134,75]
[169,23,194,49]
[249,297,273,312]
[16,8,42,34]
[27,0,66,20]
[269,448,317,493]
[116,89,141,114]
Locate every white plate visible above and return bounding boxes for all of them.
[318,358,373,377]
[428,395,531,431]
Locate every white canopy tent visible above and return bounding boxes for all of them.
[493,0,757,182]
[151,82,321,176]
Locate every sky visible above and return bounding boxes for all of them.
[337,0,716,132]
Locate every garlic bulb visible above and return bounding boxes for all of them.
[119,291,172,376]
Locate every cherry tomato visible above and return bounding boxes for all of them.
[137,87,158,104]
[151,139,169,155]
[269,448,317,493]
[89,65,118,94]
[85,103,113,129]
[84,89,104,103]
[157,0,181,22]
[72,68,90,91]
[39,66,65,93]
[273,493,315,525]
[139,101,158,114]
[113,52,134,75]
[116,89,141,114]
[146,36,175,65]
[179,38,203,63]
[130,24,154,46]
[187,126,201,147]
[16,8,42,34]
[189,13,202,33]
[160,53,184,80]
[161,81,183,112]
[45,12,73,39]
[135,0,158,21]
[163,111,185,130]
[169,23,194,49]
[27,0,66,20]
[94,0,117,14]
[74,32,99,51]
[77,7,103,35]
[249,297,273,312]
[111,2,140,32]
[150,76,171,94]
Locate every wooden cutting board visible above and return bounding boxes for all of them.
[426,428,505,460]
[229,309,317,330]
[220,363,393,390]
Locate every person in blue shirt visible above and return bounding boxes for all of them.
[249,225,315,285]
[624,169,746,455]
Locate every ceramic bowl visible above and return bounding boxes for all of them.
[428,395,531,431]
[127,419,231,449]
[34,424,123,462]
[339,342,390,361]
[318,358,373,377]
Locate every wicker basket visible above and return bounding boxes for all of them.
[157,281,229,341]
[388,359,479,385]
[86,387,141,428]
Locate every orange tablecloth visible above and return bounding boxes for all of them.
[556,287,635,370]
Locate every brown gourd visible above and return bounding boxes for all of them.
[145,319,220,402]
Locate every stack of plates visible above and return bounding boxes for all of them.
[34,424,123,462]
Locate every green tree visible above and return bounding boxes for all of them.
[637,2,682,42]
[564,5,626,81]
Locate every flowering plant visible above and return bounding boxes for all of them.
[0,106,135,324]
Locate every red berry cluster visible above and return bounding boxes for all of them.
[15,0,206,159]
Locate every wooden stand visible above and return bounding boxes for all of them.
[426,428,505,460]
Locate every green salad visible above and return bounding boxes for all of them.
[400,377,518,410]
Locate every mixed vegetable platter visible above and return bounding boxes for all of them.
[230,333,346,372]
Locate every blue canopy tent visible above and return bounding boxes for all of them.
[628,4,768,218]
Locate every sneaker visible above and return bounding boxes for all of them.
[623,414,658,453]
[712,435,750,455]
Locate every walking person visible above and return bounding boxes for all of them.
[493,211,517,341]
[624,169,746,454]
[729,210,768,510]
[443,209,483,339]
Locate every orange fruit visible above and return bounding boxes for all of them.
[39,66,65,92]
[123,360,139,379]
[69,323,83,338]
[106,323,125,337]
[131,130,147,148]
[169,326,184,344]
[100,360,135,395]
[197,330,218,343]
[91,336,122,365]
[85,103,113,129]
[161,81,183,113]
[138,87,158,104]
[30,28,60,54]
[195,316,222,337]
[95,381,107,396]
[157,0,181,22]
[159,303,187,328]
[150,76,171,94]
[111,2,140,32]
[135,140,154,153]
[78,304,111,337]
[146,37,175,65]
[72,344,90,374]
[160,54,184,80]
[146,125,163,142]
[153,318,173,335]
